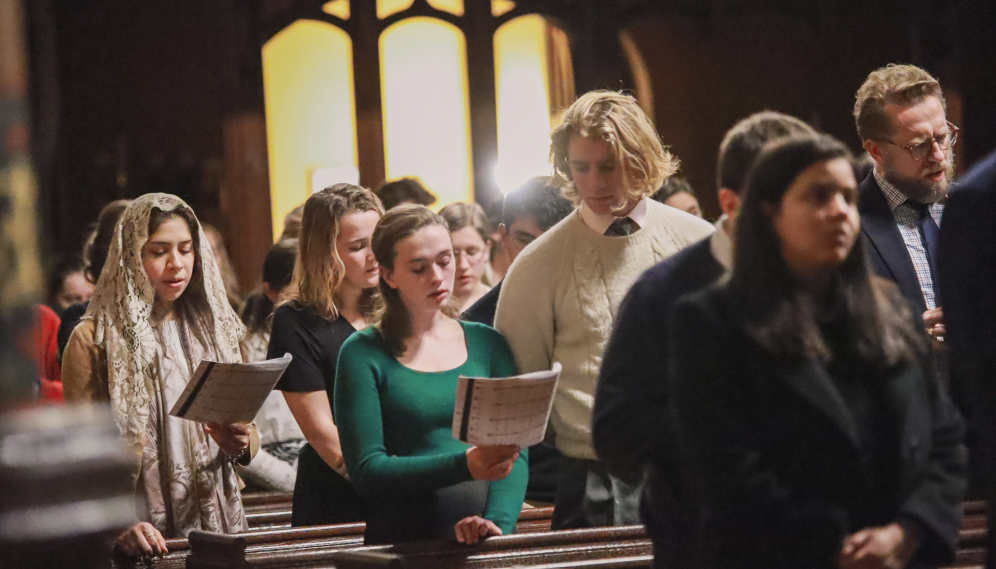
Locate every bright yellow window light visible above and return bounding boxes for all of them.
[262,20,358,240]
[492,0,516,17]
[322,0,350,20]
[428,0,464,16]
[494,15,554,194]
[380,17,474,207]
[377,0,414,19]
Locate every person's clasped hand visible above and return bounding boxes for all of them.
[204,421,251,458]
[839,523,917,569]
[466,445,519,481]
[922,308,945,343]
[115,521,168,557]
[454,515,503,544]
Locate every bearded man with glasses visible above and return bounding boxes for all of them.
[855,64,957,346]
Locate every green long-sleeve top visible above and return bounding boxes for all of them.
[334,320,529,537]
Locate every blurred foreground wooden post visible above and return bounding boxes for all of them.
[0,0,42,403]
[0,3,135,567]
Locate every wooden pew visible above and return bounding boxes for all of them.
[117,501,988,569]
[247,509,293,529]
[113,507,554,569]
[243,492,294,529]
[242,492,293,510]
[188,525,651,569]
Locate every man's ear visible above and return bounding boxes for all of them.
[262,282,279,303]
[380,266,397,290]
[865,139,885,166]
[717,188,741,219]
[498,223,513,251]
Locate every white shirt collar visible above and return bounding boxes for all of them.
[709,214,734,271]
[578,197,651,235]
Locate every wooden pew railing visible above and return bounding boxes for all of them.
[112,507,553,569]
[114,499,990,569]
[188,525,651,569]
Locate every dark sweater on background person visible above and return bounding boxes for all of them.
[593,235,725,568]
[462,281,502,327]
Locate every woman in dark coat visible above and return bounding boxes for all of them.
[670,134,966,569]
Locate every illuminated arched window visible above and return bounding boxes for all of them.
[261,2,586,221]
[262,20,358,239]
[380,17,474,207]
[494,15,574,194]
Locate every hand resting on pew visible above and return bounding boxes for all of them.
[466,445,520,481]
[115,521,168,558]
[839,522,919,569]
[454,515,503,544]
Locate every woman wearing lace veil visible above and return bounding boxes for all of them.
[63,193,259,557]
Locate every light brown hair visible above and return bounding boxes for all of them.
[854,64,945,142]
[549,90,678,206]
[371,205,457,357]
[439,202,492,244]
[290,183,385,320]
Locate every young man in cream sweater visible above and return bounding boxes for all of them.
[494,91,714,529]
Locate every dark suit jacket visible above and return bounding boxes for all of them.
[462,280,502,327]
[593,236,724,568]
[938,150,996,489]
[670,288,966,569]
[859,173,929,316]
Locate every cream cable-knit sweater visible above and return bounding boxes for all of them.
[495,200,715,460]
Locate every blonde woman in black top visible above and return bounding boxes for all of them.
[268,184,384,526]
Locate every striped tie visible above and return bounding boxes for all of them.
[604,217,639,237]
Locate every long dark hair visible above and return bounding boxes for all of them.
[242,239,298,335]
[148,206,216,348]
[729,134,925,367]
[371,205,457,357]
[84,199,132,284]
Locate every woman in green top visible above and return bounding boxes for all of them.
[335,205,527,545]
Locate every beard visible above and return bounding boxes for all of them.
[882,154,954,204]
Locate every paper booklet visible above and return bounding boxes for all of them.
[452,363,562,448]
[169,353,293,424]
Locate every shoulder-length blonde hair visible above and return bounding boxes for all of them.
[550,90,679,206]
[290,183,385,320]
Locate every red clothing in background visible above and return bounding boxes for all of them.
[35,304,64,402]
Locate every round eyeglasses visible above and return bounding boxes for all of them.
[882,121,959,161]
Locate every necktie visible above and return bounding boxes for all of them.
[911,201,940,280]
[604,217,639,237]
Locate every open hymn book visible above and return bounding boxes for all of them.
[168,354,292,424]
[452,363,562,448]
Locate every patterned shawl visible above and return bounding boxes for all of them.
[84,193,245,452]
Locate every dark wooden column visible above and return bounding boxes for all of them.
[569,0,633,94]
[957,0,996,167]
[464,1,501,207]
[220,0,273,292]
[352,1,386,191]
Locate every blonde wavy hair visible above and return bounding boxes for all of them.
[290,183,385,320]
[854,64,945,142]
[550,90,679,206]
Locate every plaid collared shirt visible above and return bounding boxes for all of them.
[873,168,944,310]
